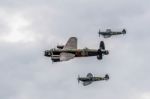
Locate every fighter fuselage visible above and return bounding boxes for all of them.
[78,77,105,82]
[98,29,126,38]
[100,32,124,35]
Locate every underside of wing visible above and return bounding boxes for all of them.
[63,37,77,49]
[60,52,75,61]
[83,81,92,86]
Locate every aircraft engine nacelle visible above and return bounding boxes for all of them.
[51,55,60,62]
[57,45,64,49]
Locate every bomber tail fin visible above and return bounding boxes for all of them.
[97,41,109,60]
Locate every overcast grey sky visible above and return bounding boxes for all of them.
[0,0,150,99]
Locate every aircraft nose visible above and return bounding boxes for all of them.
[44,50,51,56]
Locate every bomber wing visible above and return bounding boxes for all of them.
[63,37,77,50]
[60,52,75,61]
[59,37,77,61]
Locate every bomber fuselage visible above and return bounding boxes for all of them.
[45,48,99,57]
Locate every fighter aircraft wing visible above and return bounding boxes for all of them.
[60,52,75,61]
[83,81,92,86]
[63,37,77,50]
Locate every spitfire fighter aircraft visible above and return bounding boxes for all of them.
[98,29,126,38]
[78,73,109,86]
[44,37,109,62]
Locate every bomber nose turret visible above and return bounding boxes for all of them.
[44,50,51,57]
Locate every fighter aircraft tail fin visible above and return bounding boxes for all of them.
[104,74,109,80]
[122,29,126,34]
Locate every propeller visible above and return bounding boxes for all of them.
[50,49,53,56]
[78,75,80,84]
[50,49,54,64]
[98,29,101,37]
[51,56,53,64]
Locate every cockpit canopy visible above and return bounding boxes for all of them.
[106,29,111,33]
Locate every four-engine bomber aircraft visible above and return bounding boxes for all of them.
[78,73,109,86]
[98,29,126,38]
[44,37,109,62]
